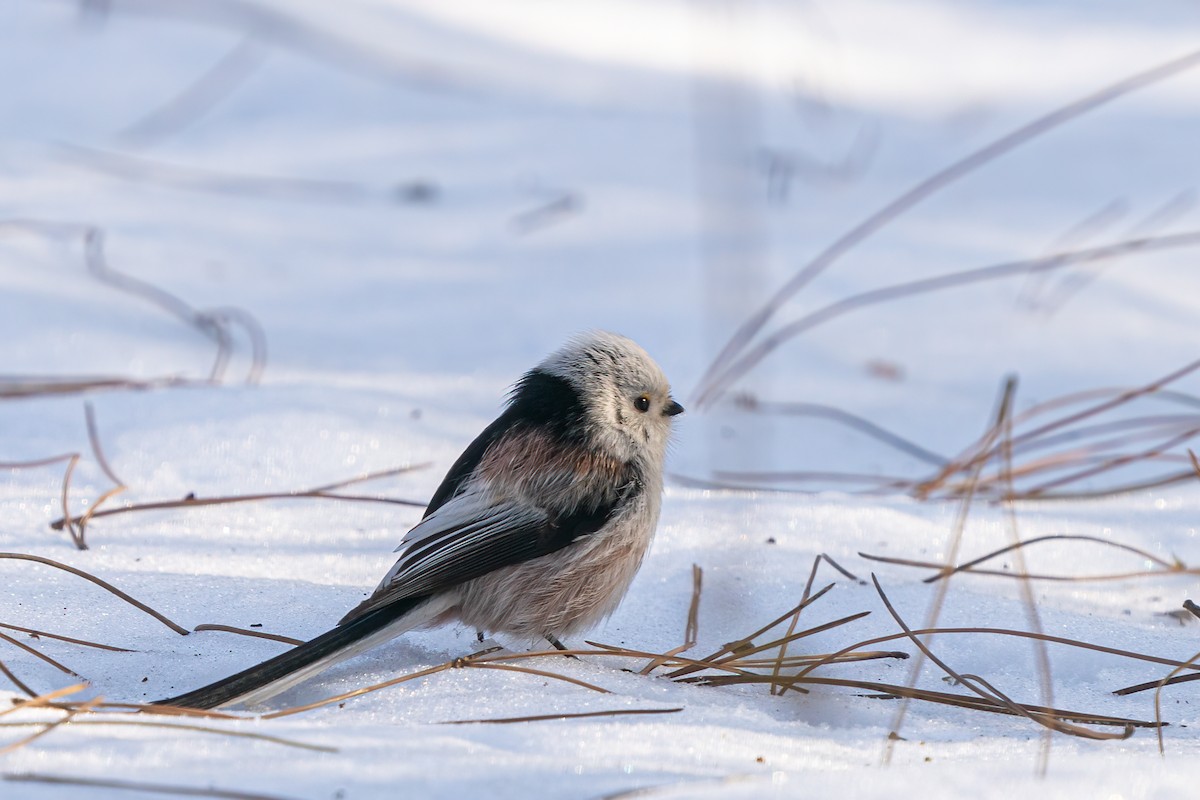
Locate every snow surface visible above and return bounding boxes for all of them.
[3,1,1200,797]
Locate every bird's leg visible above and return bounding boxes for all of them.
[476,630,485,643]
[545,635,577,659]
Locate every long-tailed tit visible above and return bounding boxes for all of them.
[157,331,683,709]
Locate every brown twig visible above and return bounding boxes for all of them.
[1,773,302,800]
[0,717,334,753]
[872,574,1132,741]
[774,554,861,698]
[50,464,429,533]
[695,47,1200,407]
[0,632,78,677]
[639,564,703,675]
[437,707,682,725]
[0,696,101,756]
[0,624,132,653]
[0,553,188,635]
[191,625,304,647]
[0,658,37,698]
[1,683,89,717]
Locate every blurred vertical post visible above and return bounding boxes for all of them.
[690,0,773,475]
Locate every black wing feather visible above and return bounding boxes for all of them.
[423,370,588,517]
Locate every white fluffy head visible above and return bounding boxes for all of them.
[539,331,682,464]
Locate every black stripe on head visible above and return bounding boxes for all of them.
[506,369,589,442]
[421,370,588,518]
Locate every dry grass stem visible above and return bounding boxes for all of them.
[192,625,304,647]
[50,464,430,535]
[723,359,1200,502]
[0,553,189,635]
[0,623,132,653]
[639,565,703,675]
[0,374,196,398]
[0,219,267,385]
[1,683,88,717]
[1,772,301,800]
[665,583,837,680]
[0,696,101,756]
[699,233,1200,408]
[0,717,334,752]
[886,378,1014,760]
[260,662,460,719]
[0,659,37,698]
[872,574,1132,740]
[861,551,1192,584]
[437,706,682,726]
[695,45,1200,407]
[0,631,78,677]
[464,662,611,694]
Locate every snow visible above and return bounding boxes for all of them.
[3,1,1200,797]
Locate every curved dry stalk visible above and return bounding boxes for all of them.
[191,625,303,647]
[0,624,132,653]
[734,398,950,466]
[732,650,907,669]
[665,583,837,680]
[884,378,1014,761]
[123,703,240,721]
[997,395,1056,774]
[771,557,831,697]
[1,772,300,800]
[463,662,611,694]
[798,626,1200,681]
[997,469,1200,501]
[1114,671,1200,697]
[59,454,84,549]
[912,534,1177,582]
[0,453,77,470]
[117,35,266,148]
[3,404,127,549]
[0,631,78,677]
[706,674,1154,729]
[0,553,188,635]
[0,683,88,718]
[1018,426,1200,497]
[860,550,1190,584]
[0,696,102,756]
[50,464,429,533]
[259,661,460,719]
[703,234,1200,406]
[871,574,1131,741]
[0,219,268,385]
[0,658,37,698]
[1004,415,1200,463]
[727,363,1200,504]
[437,707,682,726]
[639,564,703,675]
[0,375,195,398]
[967,359,1200,471]
[708,612,872,671]
[695,47,1200,407]
[83,401,124,486]
[0,718,334,753]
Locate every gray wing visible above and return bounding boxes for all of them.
[339,476,635,624]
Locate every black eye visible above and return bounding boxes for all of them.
[634,394,651,413]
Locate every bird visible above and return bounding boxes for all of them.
[156,331,683,709]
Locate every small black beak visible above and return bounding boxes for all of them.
[664,399,685,417]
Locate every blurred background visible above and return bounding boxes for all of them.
[3,0,1199,498]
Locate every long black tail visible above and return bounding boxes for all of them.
[154,596,427,710]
